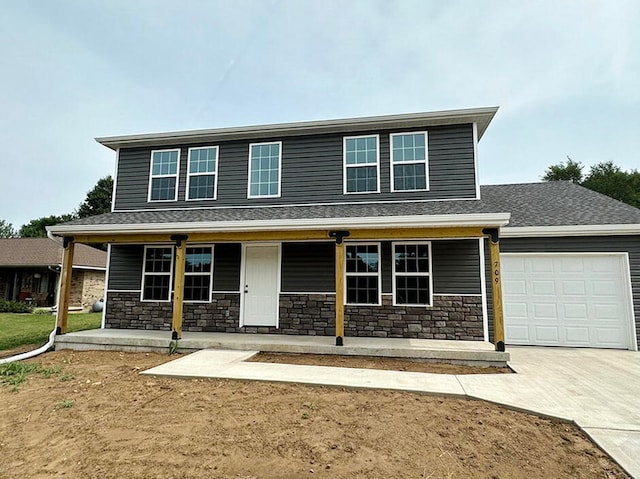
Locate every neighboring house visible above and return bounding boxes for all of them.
[47,107,640,351]
[0,238,107,310]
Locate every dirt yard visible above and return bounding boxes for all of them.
[0,350,627,479]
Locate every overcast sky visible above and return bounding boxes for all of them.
[1,0,638,229]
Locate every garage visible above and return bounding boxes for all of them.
[502,253,635,349]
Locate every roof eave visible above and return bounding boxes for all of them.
[501,224,640,237]
[95,107,499,151]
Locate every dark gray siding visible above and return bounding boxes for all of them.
[113,124,477,210]
[213,243,241,291]
[486,235,640,347]
[107,245,144,290]
[281,242,335,292]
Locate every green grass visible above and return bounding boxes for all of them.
[0,361,63,390]
[0,312,102,351]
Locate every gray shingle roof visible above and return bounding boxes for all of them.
[0,238,107,268]
[49,182,640,233]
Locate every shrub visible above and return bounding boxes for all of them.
[0,299,32,313]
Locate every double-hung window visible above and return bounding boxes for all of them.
[345,243,381,305]
[148,149,180,201]
[248,142,281,198]
[187,147,218,200]
[392,242,432,306]
[390,132,428,191]
[141,246,174,301]
[184,246,213,302]
[343,135,380,194]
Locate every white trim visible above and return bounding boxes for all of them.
[212,290,241,294]
[501,224,640,237]
[186,146,219,201]
[106,289,142,293]
[343,134,380,195]
[472,122,481,200]
[281,292,336,295]
[140,245,174,302]
[247,141,282,199]
[101,244,112,329]
[622,252,639,352]
[183,244,214,303]
[391,241,433,307]
[111,148,120,212]
[96,107,499,150]
[389,131,429,193]
[239,242,282,327]
[147,148,180,203]
[49,213,511,235]
[69,265,107,271]
[478,237,489,342]
[344,242,382,306]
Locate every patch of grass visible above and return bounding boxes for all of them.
[59,373,74,382]
[57,399,74,409]
[0,312,102,351]
[0,361,63,391]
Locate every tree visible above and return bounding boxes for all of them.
[0,219,16,238]
[541,157,584,183]
[76,176,113,218]
[19,214,76,238]
[543,159,640,208]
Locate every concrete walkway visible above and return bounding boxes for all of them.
[143,346,640,478]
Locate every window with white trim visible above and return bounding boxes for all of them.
[390,132,428,191]
[187,147,218,200]
[148,149,180,201]
[184,246,213,302]
[392,242,432,306]
[248,142,281,198]
[141,246,174,301]
[344,135,379,194]
[345,243,380,305]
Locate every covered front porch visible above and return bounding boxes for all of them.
[54,328,510,367]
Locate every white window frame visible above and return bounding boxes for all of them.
[140,245,174,302]
[147,148,180,202]
[391,241,433,307]
[390,131,429,192]
[247,141,282,199]
[344,242,382,306]
[343,134,380,195]
[184,245,215,303]
[186,146,219,201]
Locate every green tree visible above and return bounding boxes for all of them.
[19,214,76,238]
[0,219,16,238]
[541,157,584,183]
[76,176,113,218]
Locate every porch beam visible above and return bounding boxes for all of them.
[483,228,505,352]
[70,226,487,245]
[56,238,75,335]
[171,238,187,340]
[334,241,345,346]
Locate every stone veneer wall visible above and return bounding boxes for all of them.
[105,292,483,340]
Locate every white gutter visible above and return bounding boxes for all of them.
[47,213,511,236]
[501,224,640,238]
[0,328,56,365]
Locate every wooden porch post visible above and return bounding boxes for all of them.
[483,228,505,352]
[171,235,188,340]
[329,231,349,346]
[56,237,75,335]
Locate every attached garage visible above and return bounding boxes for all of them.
[502,253,635,349]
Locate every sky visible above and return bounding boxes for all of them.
[1,0,638,230]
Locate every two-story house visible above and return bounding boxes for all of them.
[48,107,640,351]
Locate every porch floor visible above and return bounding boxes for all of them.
[54,328,509,366]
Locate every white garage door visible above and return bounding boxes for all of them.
[502,253,634,349]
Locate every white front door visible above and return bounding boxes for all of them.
[241,244,280,327]
[502,253,634,349]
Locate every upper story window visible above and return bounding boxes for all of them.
[343,135,380,194]
[141,246,174,301]
[248,142,281,198]
[390,132,428,192]
[345,243,381,305]
[187,147,218,200]
[148,149,180,202]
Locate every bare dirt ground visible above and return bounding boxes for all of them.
[248,352,513,374]
[0,350,627,479]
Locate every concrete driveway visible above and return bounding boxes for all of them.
[144,346,640,478]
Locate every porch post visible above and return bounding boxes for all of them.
[171,235,188,340]
[483,228,505,352]
[329,230,349,346]
[56,237,75,335]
